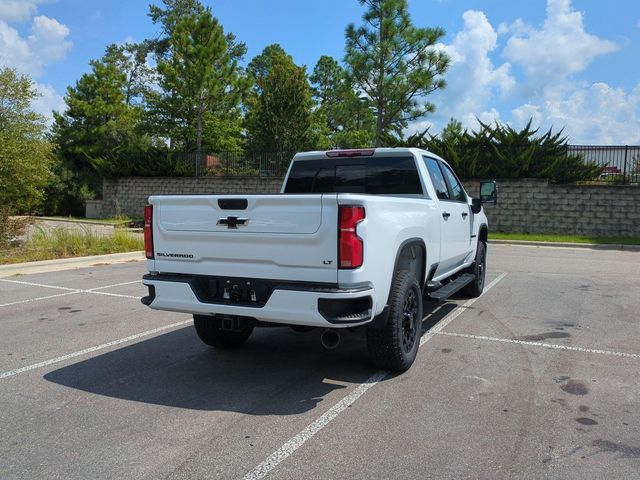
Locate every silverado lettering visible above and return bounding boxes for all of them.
[156,253,194,259]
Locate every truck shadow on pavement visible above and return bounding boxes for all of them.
[44,300,458,415]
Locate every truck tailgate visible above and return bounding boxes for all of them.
[149,194,339,283]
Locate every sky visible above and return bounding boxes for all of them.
[0,0,639,144]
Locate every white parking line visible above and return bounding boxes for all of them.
[241,272,508,480]
[80,290,140,300]
[0,291,79,308]
[0,320,192,380]
[89,280,141,291]
[0,278,77,292]
[437,331,640,360]
[420,272,508,345]
[242,370,389,480]
[0,279,141,307]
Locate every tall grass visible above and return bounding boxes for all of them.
[0,226,143,264]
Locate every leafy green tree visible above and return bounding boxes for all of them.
[50,46,161,213]
[155,11,247,161]
[53,57,138,159]
[0,67,52,213]
[245,45,324,152]
[345,0,449,145]
[247,44,290,82]
[310,55,375,147]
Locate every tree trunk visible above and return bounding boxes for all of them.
[196,94,204,176]
[375,103,384,147]
[375,4,385,147]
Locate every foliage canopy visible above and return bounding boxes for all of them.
[390,119,602,183]
[345,0,449,145]
[0,67,52,213]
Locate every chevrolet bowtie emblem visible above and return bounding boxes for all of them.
[217,216,249,229]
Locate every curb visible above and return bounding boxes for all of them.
[0,251,145,278]
[33,216,128,226]
[489,239,640,252]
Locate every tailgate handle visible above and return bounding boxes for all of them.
[218,198,248,210]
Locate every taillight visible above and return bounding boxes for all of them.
[339,206,365,269]
[144,205,154,259]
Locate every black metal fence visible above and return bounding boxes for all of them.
[170,151,294,178]
[168,146,640,184]
[568,145,640,184]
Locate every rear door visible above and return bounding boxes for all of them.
[150,194,339,283]
[423,157,471,273]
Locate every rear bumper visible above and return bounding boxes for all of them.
[142,273,376,328]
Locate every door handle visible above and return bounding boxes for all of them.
[462,212,468,218]
[442,212,450,219]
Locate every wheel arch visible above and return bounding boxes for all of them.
[369,238,427,330]
[478,223,488,245]
[392,238,427,290]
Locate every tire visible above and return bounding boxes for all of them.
[366,270,423,372]
[462,241,486,297]
[193,315,253,349]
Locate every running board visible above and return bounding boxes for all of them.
[427,274,475,302]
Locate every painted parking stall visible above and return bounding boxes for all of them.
[1,245,639,479]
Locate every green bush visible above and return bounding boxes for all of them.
[387,119,602,183]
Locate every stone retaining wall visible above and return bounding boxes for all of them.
[463,179,640,237]
[101,177,283,218]
[102,177,640,237]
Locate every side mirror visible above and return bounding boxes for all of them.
[479,180,497,206]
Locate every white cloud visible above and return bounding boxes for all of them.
[502,0,618,92]
[0,15,71,77]
[28,15,72,69]
[0,2,70,125]
[476,108,501,127]
[511,82,640,144]
[431,10,515,130]
[500,0,637,143]
[32,82,66,124]
[0,0,48,23]
[511,103,542,127]
[415,0,638,144]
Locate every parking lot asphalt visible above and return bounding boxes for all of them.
[1,245,639,479]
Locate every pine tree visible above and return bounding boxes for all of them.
[154,11,247,159]
[345,0,449,145]
[311,55,375,147]
[245,45,321,152]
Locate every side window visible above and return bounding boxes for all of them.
[439,161,466,202]
[364,157,423,195]
[424,157,449,200]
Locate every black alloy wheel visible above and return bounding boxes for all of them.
[402,289,418,353]
[366,270,423,372]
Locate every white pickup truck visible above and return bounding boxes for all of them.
[142,148,497,371]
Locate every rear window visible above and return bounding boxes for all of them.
[284,156,423,195]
